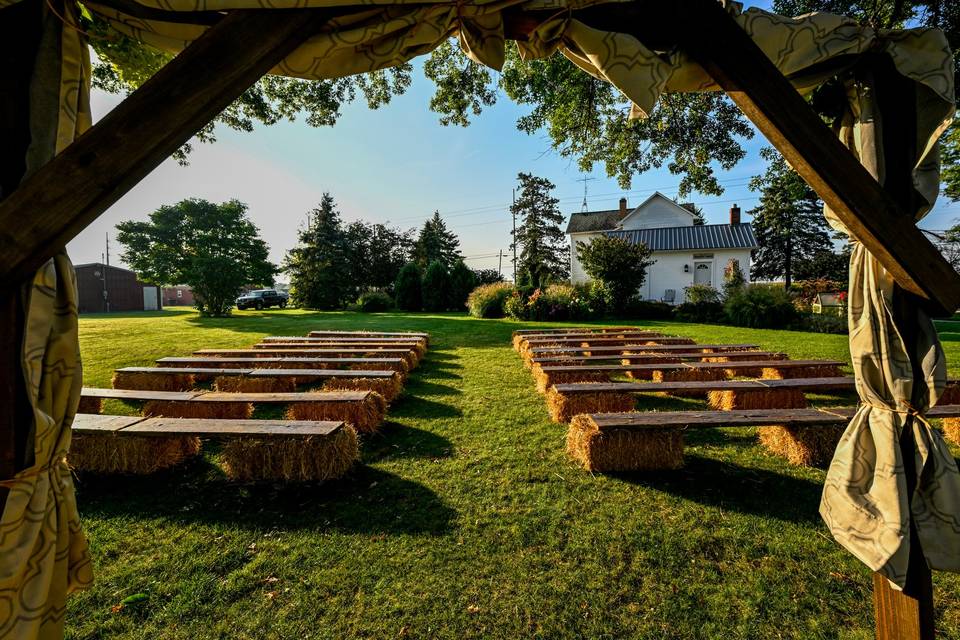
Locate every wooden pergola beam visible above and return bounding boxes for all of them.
[0,7,331,287]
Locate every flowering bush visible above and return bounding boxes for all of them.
[790,278,846,310]
[466,282,516,318]
[504,284,595,321]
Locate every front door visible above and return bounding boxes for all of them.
[693,261,712,286]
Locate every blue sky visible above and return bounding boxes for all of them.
[68,2,960,276]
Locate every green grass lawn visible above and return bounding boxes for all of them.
[68,308,960,639]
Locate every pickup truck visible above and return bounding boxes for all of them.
[236,289,289,311]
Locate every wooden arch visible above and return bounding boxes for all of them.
[1,1,958,637]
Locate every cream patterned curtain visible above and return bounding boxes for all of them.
[0,2,94,638]
[0,0,955,633]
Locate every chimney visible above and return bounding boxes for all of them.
[730,204,741,225]
[619,197,628,217]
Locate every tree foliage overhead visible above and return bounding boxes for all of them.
[116,198,276,316]
[748,148,834,288]
[426,45,754,196]
[413,211,462,268]
[773,0,960,199]
[510,173,569,289]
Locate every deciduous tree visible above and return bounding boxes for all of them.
[116,198,275,316]
[575,235,653,313]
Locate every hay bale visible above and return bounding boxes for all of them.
[533,367,610,394]
[69,434,201,474]
[652,368,726,398]
[285,393,387,434]
[707,388,808,411]
[350,360,408,375]
[546,387,635,423]
[758,424,841,467]
[322,375,402,403]
[567,415,684,471]
[214,376,297,393]
[943,418,960,446]
[142,400,254,420]
[113,371,196,392]
[77,397,103,414]
[761,365,843,379]
[220,427,358,482]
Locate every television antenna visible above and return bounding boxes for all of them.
[578,175,596,212]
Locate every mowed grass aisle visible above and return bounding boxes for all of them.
[68,309,960,639]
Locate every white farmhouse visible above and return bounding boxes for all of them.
[567,192,757,304]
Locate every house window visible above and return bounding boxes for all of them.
[177,289,183,298]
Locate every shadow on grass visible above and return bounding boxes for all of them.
[390,395,462,419]
[361,423,454,462]
[608,454,823,524]
[403,380,461,397]
[76,461,456,536]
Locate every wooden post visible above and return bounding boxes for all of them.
[873,55,936,640]
[0,0,44,514]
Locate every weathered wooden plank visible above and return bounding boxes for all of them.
[588,405,960,431]
[252,342,421,350]
[80,387,200,401]
[539,359,844,373]
[532,351,785,364]
[513,327,639,335]
[72,414,146,433]
[518,331,662,341]
[523,337,697,346]
[530,344,760,354]
[261,336,423,343]
[307,331,430,338]
[552,376,857,394]
[194,391,370,403]
[121,417,342,437]
[117,366,256,375]
[248,368,395,379]
[0,8,333,284]
[196,348,415,357]
[158,356,405,365]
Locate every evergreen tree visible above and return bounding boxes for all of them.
[284,193,350,310]
[422,261,453,311]
[448,260,477,310]
[748,148,832,288]
[395,262,423,311]
[511,173,569,289]
[413,211,461,268]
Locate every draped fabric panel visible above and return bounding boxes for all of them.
[0,0,955,632]
[0,2,94,637]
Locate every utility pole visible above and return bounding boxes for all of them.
[511,188,517,283]
[105,232,110,266]
[498,249,503,277]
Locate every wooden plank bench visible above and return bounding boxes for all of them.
[307,330,430,345]
[533,359,846,393]
[567,405,960,471]
[522,343,761,366]
[513,326,639,335]
[157,356,409,373]
[546,377,857,422]
[112,366,402,401]
[513,330,662,350]
[255,339,427,358]
[530,350,786,365]
[194,347,421,368]
[261,336,425,345]
[80,387,387,433]
[70,413,356,481]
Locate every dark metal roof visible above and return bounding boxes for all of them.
[565,209,623,234]
[607,223,758,251]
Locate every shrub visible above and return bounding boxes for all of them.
[422,261,453,312]
[576,236,654,313]
[674,301,725,323]
[723,259,746,299]
[795,312,848,334]
[790,278,846,310]
[684,283,721,304]
[724,284,798,328]
[394,263,423,311]
[621,299,674,320]
[503,290,528,320]
[467,282,515,318]
[448,260,477,311]
[357,290,393,312]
